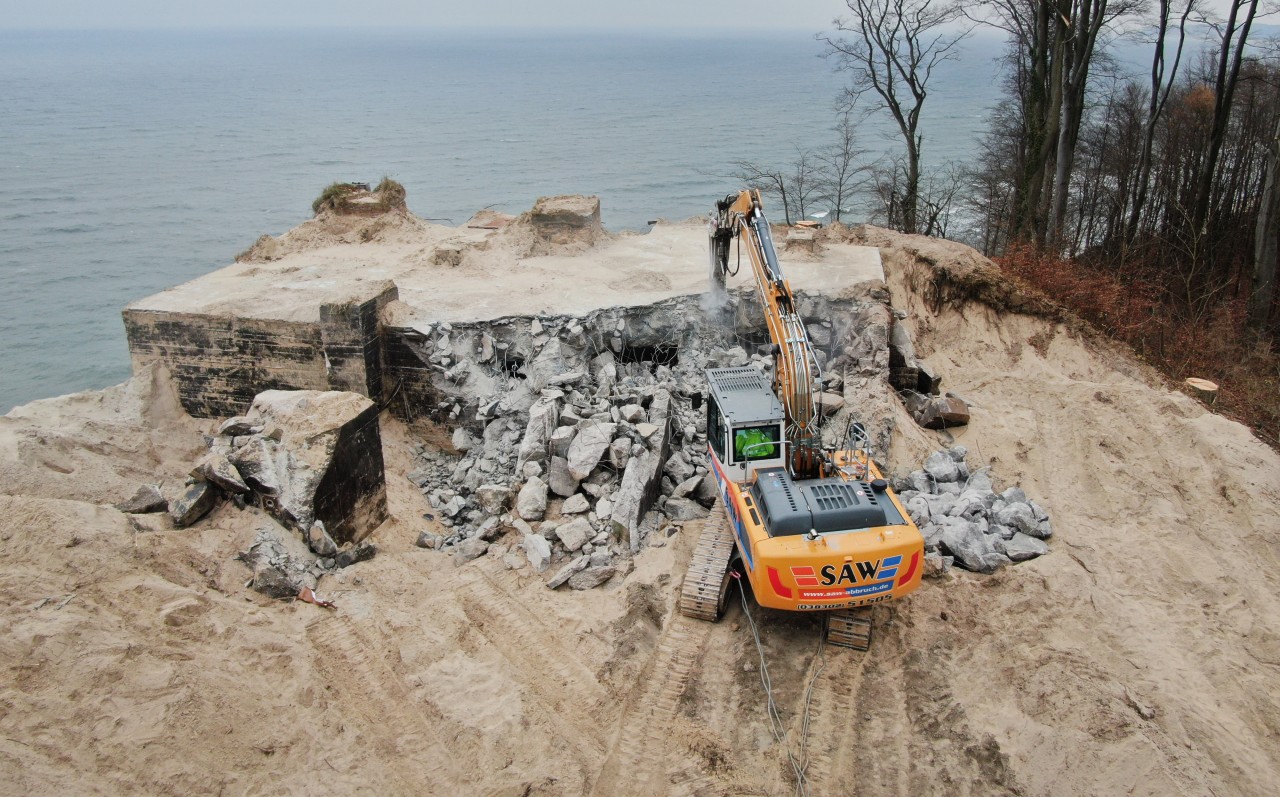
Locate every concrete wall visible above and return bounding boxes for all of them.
[314,401,388,545]
[124,282,397,418]
[124,310,328,418]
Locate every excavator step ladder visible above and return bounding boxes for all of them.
[825,609,873,651]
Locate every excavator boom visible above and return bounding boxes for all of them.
[710,190,823,479]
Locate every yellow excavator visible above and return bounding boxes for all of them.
[678,190,925,649]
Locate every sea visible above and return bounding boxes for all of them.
[0,27,1006,413]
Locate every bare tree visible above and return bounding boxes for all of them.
[1125,0,1198,246]
[787,147,824,222]
[1251,108,1280,328]
[729,160,793,223]
[819,0,971,234]
[729,148,822,224]
[1190,0,1262,239]
[814,113,870,223]
[918,163,967,237]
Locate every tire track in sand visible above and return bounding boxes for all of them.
[794,646,873,796]
[454,565,611,757]
[589,615,715,797]
[307,614,462,789]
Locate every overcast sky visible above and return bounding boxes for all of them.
[1,0,848,31]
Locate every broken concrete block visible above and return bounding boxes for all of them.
[567,421,617,480]
[307,521,338,557]
[336,542,377,568]
[889,318,916,367]
[191,452,250,494]
[916,361,942,394]
[170,482,218,528]
[938,521,1009,574]
[547,456,580,498]
[663,497,709,521]
[608,436,632,470]
[230,437,284,496]
[516,477,549,521]
[451,427,476,452]
[916,396,970,429]
[217,416,261,437]
[549,425,576,459]
[612,451,663,552]
[243,390,388,545]
[693,474,720,507]
[546,555,590,589]
[561,493,591,514]
[115,484,167,514]
[453,538,490,563]
[663,452,695,484]
[619,403,646,423]
[997,532,1050,562]
[672,475,703,499]
[568,566,614,590]
[475,484,513,515]
[554,517,594,552]
[523,533,552,572]
[516,396,560,466]
[924,451,961,483]
[529,195,603,252]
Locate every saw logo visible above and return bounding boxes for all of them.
[792,555,901,587]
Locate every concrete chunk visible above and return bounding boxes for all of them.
[516,477,549,521]
[115,484,167,514]
[561,493,591,514]
[567,421,617,480]
[568,566,614,590]
[523,533,552,572]
[546,555,590,588]
[192,452,250,494]
[547,455,580,498]
[554,517,594,552]
[170,481,218,527]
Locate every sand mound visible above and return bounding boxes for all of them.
[0,363,205,506]
[236,208,439,263]
[3,228,1279,796]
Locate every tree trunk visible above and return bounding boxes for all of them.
[1190,0,1258,240]
[1250,113,1280,328]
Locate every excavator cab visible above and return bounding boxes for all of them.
[705,367,786,487]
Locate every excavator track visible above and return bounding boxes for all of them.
[825,608,873,651]
[678,503,737,622]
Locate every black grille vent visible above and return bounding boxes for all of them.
[807,482,862,511]
[711,367,769,393]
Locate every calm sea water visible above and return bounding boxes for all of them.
[0,28,1003,412]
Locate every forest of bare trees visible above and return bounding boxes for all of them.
[731,0,1279,441]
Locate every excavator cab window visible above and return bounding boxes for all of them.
[707,399,727,461]
[733,424,781,462]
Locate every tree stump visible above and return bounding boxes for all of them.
[1185,377,1219,406]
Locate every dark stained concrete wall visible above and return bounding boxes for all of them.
[314,401,388,545]
[124,282,398,418]
[124,310,328,418]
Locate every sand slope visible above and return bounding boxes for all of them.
[2,230,1279,796]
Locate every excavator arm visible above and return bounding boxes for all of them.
[709,190,824,478]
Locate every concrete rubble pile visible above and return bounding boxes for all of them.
[405,288,903,590]
[117,389,388,597]
[894,445,1053,575]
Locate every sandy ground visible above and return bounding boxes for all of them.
[4,226,1280,796]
